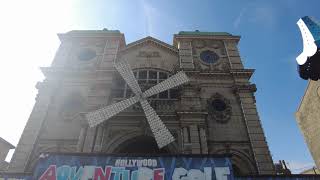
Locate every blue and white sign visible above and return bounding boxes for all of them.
[32,153,233,180]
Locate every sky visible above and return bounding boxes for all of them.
[0,0,319,174]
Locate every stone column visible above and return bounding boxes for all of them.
[178,83,208,154]
[93,125,104,152]
[189,125,201,154]
[234,84,275,174]
[99,39,120,69]
[177,41,194,69]
[199,127,208,153]
[76,125,88,152]
[8,81,58,172]
[182,127,191,153]
[82,127,97,153]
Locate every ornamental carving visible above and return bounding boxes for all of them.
[207,40,223,49]
[192,40,206,48]
[207,93,232,123]
[232,84,257,93]
[137,51,160,58]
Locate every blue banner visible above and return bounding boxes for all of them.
[32,153,234,180]
[1,153,320,180]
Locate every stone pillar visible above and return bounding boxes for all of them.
[76,125,88,152]
[234,84,275,174]
[199,127,208,153]
[189,125,201,154]
[177,41,194,70]
[8,81,58,172]
[223,40,244,69]
[182,127,189,143]
[82,127,97,153]
[99,39,120,69]
[178,83,208,154]
[93,125,104,152]
[180,123,208,154]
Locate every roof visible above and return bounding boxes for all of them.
[0,137,14,149]
[67,28,121,35]
[177,30,232,36]
[58,28,126,47]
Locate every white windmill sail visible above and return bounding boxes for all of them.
[296,18,317,65]
[86,60,189,148]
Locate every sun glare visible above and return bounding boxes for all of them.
[0,0,78,159]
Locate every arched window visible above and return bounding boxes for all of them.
[111,69,179,99]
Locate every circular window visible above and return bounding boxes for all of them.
[77,48,96,61]
[212,99,227,111]
[207,93,232,123]
[200,50,219,64]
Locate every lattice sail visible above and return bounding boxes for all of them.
[140,100,175,148]
[86,60,189,148]
[86,96,139,127]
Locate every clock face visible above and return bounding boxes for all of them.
[200,50,219,64]
[77,48,96,61]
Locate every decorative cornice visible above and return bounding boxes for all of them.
[173,34,241,47]
[182,69,254,79]
[232,84,257,93]
[230,69,255,78]
[57,29,126,49]
[208,140,251,144]
[40,67,117,78]
[58,30,124,40]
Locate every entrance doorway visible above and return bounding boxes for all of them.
[115,136,169,154]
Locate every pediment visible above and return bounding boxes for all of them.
[118,36,179,72]
[121,36,178,54]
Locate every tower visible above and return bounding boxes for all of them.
[8,29,275,175]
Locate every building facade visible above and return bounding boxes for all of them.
[8,29,274,175]
[296,80,320,168]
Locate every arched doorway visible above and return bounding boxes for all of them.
[114,136,170,154]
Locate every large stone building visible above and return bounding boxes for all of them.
[8,29,275,175]
[296,80,320,168]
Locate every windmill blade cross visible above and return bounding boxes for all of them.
[86,60,189,149]
[140,100,175,148]
[115,60,142,95]
[143,71,189,98]
[86,96,139,127]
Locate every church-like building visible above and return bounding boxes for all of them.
[8,29,275,175]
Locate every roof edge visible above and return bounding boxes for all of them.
[0,137,15,149]
[122,36,178,53]
[177,31,233,36]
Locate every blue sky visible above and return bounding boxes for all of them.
[0,0,319,173]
